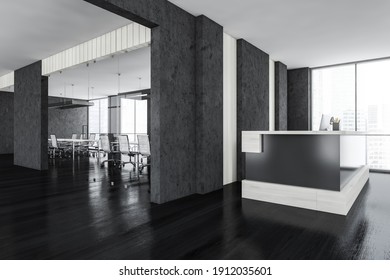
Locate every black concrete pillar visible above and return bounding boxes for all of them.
[237,39,269,180]
[275,61,288,130]
[195,15,223,194]
[287,68,311,131]
[150,24,197,203]
[14,61,48,170]
[85,0,199,203]
[85,0,229,203]
[0,92,14,154]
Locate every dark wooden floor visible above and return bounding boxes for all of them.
[1,154,390,260]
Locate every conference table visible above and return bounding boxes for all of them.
[50,138,141,180]
[56,138,98,159]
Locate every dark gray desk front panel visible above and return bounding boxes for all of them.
[245,135,341,191]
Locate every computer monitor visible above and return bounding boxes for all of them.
[319,114,334,131]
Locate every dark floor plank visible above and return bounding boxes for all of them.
[1,154,390,260]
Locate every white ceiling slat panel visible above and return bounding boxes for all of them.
[101,35,106,57]
[110,31,116,55]
[116,29,121,52]
[40,22,150,75]
[104,34,110,56]
[122,26,128,50]
[128,24,134,48]
[91,39,97,60]
[0,72,14,90]
[96,37,102,59]
[87,40,93,61]
[133,24,140,46]
[140,25,146,44]
[145,28,151,43]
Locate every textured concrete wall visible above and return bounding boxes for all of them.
[237,39,269,180]
[151,16,196,204]
[195,15,223,194]
[0,92,14,154]
[288,68,310,131]
[14,61,48,170]
[48,98,88,139]
[275,62,288,131]
[87,0,198,204]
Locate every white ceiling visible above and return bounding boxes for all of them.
[2,0,389,80]
[170,0,390,69]
[0,0,130,77]
[49,46,151,100]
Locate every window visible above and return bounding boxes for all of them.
[357,60,390,132]
[121,98,135,140]
[312,58,390,170]
[135,99,148,134]
[357,59,390,170]
[120,97,148,142]
[312,65,355,131]
[88,98,108,134]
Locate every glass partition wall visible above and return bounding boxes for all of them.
[312,58,390,171]
[88,95,148,141]
[86,47,150,141]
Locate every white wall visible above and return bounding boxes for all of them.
[223,33,237,185]
[269,59,275,131]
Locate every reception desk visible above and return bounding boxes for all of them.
[242,131,369,215]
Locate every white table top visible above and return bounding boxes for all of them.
[243,131,390,136]
[50,139,138,144]
[50,139,96,142]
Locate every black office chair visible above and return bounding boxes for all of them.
[49,135,71,158]
[100,134,122,167]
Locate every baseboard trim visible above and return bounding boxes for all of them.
[242,166,369,216]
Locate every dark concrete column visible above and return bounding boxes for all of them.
[0,92,14,154]
[150,23,197,204]
[86,0,228,203]
[14,61,48,170]
[237,39,269,181]
[288,68,311,131]
[275,61,288,130]
[86,0,199,203]
[195,15,223,194]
